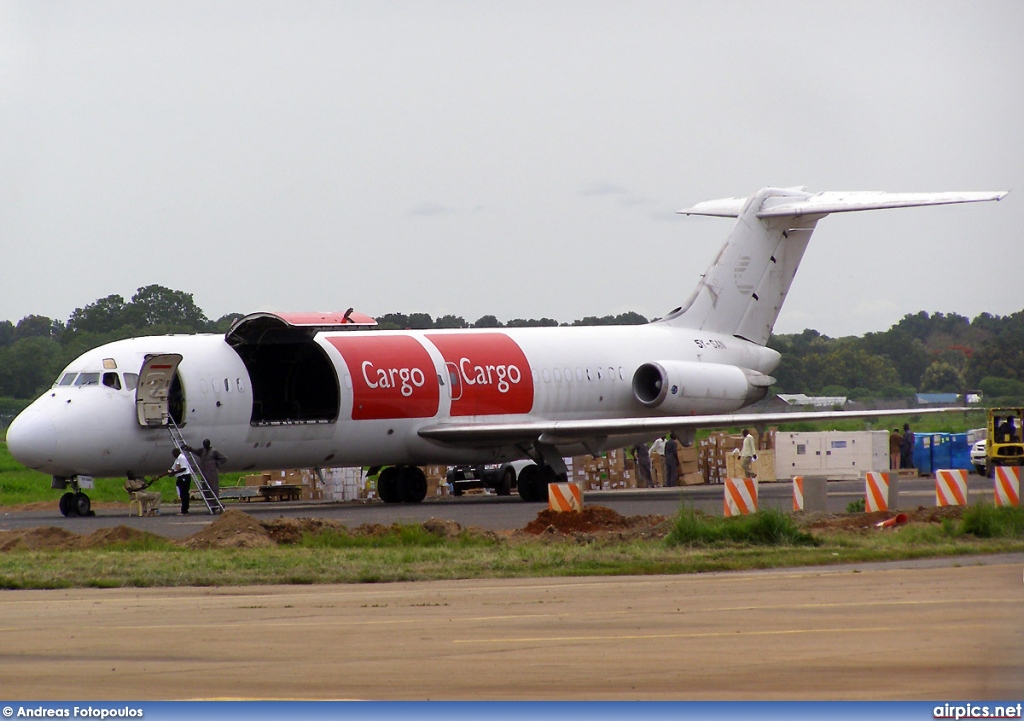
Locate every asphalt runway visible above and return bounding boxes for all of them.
[1,554,1021,700]
[0,474,1003,539]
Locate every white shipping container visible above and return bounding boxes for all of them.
[773,431,888,480]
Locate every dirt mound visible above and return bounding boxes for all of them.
[801,505,966,533]
[260,517,347,544]
[80,525,160,548]
[0,526,80,551]
[522,505,668,538]
[179,509,274,549]
[422,517,463,539]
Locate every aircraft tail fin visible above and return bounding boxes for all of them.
[660,187,1007,345]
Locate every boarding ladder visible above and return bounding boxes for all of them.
[167,418,225,514]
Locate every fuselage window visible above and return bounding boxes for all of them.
[553,368,562,382]
[596,367,603,381]
[576,368,584,382]
[224,378,230,393]
[542,368,551,383]
[618,367,625,381]
[124,373,139,391]
[74,372,100,386]
[564,368,572,382]
[586,368,593,381]
[102,372,122,390]
[236,378,245,392]
[608,367,615,381]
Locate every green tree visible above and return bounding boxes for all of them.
[0,336,63,398]
[406,313,434,330]
[434,315,468,329]
[920,361,965,393]
[0,320,13,348]
[126,285,208,330]
[14,315,56,340]
[65,294,130,335]
[978,376,1024,402]
[472,315,502,328]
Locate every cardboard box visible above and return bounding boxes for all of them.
[680,471,705,486]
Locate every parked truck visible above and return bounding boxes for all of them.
[446,460,536,497]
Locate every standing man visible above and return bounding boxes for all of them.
[632,442,653,489]
[650,436,666,487]
[664,433,680,488]
[889,428,903,470]
[194,439,228,499]
[900,423,916,470]
[740,429,757,479]
[168,448,194,515]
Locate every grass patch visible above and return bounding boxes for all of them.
[665,506,818,547]
[960,504,1024,538]
[0,526,1020,589]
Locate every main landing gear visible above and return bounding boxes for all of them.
[515,464,564,502]
[376,466,428,504]
[515,443,569,502]
[54,476,94,517]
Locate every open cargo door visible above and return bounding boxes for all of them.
[135,354,183,426]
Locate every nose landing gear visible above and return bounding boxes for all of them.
[54,477,94,517]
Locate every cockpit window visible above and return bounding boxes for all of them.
[57,373,76,387]
[74,372,101,386]
[102,372,122,390]
[124,373,139,391]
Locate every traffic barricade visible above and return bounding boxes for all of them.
[935,468,968,507]
[994,466,1021,507]
[724,477,758,517]
[548,482,583,512]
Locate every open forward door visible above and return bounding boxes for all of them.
[135,354,183,426]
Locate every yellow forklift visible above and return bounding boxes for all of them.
[985,407,1024,477]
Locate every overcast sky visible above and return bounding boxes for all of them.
[2,1,1021,338]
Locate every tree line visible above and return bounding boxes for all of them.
[1,285,1022,409]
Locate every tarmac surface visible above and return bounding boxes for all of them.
[1,554,1022,700]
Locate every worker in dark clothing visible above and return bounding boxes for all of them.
[193,439,228,498]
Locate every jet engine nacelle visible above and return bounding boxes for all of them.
[632,361,774,413]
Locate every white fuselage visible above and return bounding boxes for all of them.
[7,323,779,478]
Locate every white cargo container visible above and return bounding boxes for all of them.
[774,431,888,480]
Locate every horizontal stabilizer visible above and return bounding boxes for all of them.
[680,190,1007,218]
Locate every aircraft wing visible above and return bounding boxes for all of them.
[680,190,1008,218]
[417,406,969,448]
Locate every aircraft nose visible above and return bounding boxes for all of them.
[6,409,58,470]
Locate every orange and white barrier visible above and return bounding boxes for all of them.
[935,469,968,507]
[724,477,758,517]
[548,482,583,512]
[994,466,1021,507]
[793,476,805,512]
[865,472,892,512]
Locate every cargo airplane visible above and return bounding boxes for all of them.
[6,187,1006,514]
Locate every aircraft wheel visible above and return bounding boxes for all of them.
[74,492,92,516]
[377,467,400,503]
[517,465,544,502]
[58,492,75,517]
[497,468,513,496]
[398,466,428,503]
